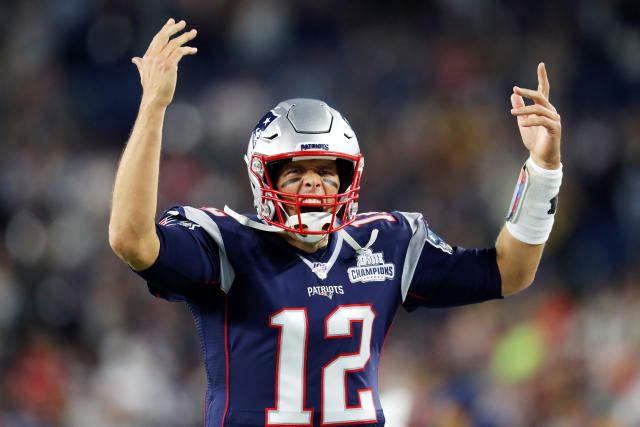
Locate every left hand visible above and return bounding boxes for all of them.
[510,63,562,169]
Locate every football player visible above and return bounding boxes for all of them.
[109,19,562,427]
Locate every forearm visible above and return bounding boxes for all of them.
[109,99,166,267]
[496,157,562,296]
[108,19,197,269]
[495,225,544,296]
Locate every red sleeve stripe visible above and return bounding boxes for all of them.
[407,291,428,302]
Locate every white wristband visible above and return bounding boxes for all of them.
[505,157,562,244]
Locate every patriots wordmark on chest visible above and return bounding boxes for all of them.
[307,284,344,300]
[347,251,395,283]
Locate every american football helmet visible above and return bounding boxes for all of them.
[245,98,363,242]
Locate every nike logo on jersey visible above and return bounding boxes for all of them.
[347,250,395,283]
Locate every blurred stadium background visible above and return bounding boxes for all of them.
[1,0,639,425]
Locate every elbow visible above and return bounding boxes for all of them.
[108,220,142,259]
[108,224,159,270]
[501,271,536,297]
[109,228,137,260]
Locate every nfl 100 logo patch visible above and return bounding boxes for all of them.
[312,262,330,280]
[347,250,395,283]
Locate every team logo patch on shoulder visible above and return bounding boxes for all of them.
[426,229,453,254]
[159,216,200,230]
[347,250,395,283]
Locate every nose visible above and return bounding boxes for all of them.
[301,170,322,191]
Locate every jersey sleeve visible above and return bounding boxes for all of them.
[402,224,503,310]
[133,206,221,302]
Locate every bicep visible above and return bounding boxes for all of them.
[133,223,220,300]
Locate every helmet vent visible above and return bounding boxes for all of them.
[263,133,278,140]
[287,102,333,134]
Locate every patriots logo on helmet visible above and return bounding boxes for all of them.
[245,99,363,242]
[252,111,278,140]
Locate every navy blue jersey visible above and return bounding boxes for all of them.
[135,206,502,427]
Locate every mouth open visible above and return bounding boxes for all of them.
[300,205,324,214]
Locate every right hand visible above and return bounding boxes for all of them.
[132,18,198,108]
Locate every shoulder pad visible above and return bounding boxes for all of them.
[349,212,399,229]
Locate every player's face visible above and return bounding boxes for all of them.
[275,159,340,216]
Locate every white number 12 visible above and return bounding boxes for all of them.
[267,304,377,426]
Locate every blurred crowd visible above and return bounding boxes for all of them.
[1,0,639,425]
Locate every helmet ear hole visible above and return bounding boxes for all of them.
[266,159,291,188]
[336,159,355,193]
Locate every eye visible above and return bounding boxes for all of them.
[285,168,301,175]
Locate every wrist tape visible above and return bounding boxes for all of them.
[505,157,562,244]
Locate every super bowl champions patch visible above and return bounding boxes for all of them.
[426,229,453,255]
[347,250,395,283]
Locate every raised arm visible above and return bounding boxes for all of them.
[497,62,562,296]
[109,19,197,270]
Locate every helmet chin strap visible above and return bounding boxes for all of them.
[224,205,283,232]
[223,206,331,244]
[284,212,333,243]
[223,205,379,252]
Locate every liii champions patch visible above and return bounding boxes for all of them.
[347,251,395,283]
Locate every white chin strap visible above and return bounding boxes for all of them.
[223,206,331,243]
[285,212,332,243]
[224,205,380,250]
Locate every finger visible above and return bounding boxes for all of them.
[146,19,187,56]
[510,93,525,109]
[510,104,560,121]
[514,86,552,109]
[144,18,175,55]
[519,115,561,131]
[537,63,543,93]
[162,29,197,58]
[169,46,198,63]
[538,62,550,100]
[131,57,142,71]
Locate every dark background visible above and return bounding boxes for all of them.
[1,0,639,425]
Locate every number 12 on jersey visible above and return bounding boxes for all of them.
[267,304,377,425]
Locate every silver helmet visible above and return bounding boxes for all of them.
[245,98,363,241]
